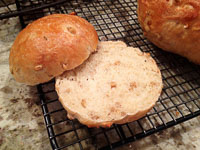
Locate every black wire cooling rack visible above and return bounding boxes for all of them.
[1,0,200,149]
[0,0,67,19]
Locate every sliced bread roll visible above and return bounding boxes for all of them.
[9,14,98,85]
[55,41,162,127]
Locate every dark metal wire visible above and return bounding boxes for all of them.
[1,0,12,11]
[0,0,67,19]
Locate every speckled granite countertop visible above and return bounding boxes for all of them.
[0,16,51,150]
[1,11,200,150]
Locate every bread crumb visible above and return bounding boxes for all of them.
[69,77,74,81]
[81,99,86,108]
[67,26,76,34]
[114,61,120,65]
[110,107,116,112]
[115,102,121,108]
[66,88,71,93]
[89,112,99,120]
[121,111,126,116]
[62,63,68,70]
[110,82,117,88]
[129,82,137,91]
[91,115,99,120]
[150,81,157,86]
[34,65,43,71]
[138,52,144,56]
[69,12,76,15]
[176,111,180,117]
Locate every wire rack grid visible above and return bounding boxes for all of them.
[2,0,200,149]
[0,0,68,20]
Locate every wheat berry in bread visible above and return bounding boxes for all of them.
[55,41,163,128]
[9,14,98,85]
[138,0,200,64]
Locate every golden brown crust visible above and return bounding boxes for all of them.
[138,0,200,64]
[9,14,98,85]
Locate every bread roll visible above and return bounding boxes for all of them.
[55,41,162,127]
[9,14,98,85]
[138,0,200,64]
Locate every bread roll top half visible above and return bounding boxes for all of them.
[9,14,98,85]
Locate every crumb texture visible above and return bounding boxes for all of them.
[56,41,162,126]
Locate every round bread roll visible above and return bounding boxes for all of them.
[9,14,98,85]
[138,0,200,64]
[55,41,163,128]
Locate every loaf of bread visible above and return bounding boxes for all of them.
[138,0,200,64]
[55,41,163,127]
[9,14,98,85]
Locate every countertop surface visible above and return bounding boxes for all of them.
[1,9,200,150]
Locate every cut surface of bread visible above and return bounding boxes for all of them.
[56,41,162,127]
